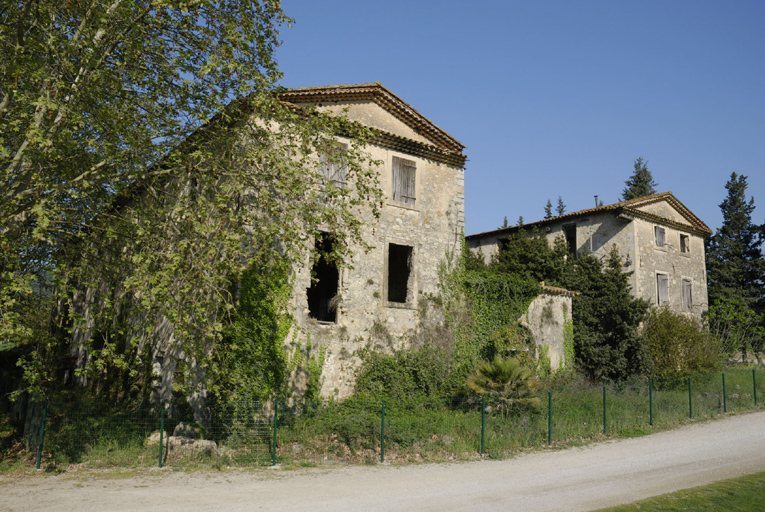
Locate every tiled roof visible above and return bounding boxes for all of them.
[280,82,466,154]
[466,191,712,239]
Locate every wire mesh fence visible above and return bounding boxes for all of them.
[25,368,765,470]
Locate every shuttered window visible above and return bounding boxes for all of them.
[657,274,669,306]
[392,156,416,206]
[680,234,690,254]
[682,280,693,310]
[655,226,666,248]
[320,144,347,188]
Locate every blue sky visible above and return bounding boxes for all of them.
[275,0,764,235]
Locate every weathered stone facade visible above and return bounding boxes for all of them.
[281,84,466,398]
[522,285,576,371]
[466,192,712,318]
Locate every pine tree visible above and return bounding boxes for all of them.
[556,196,566,216]
[544,199,553,219]
[622,157,658,200]
[707,173,764,309]
[706,173,765,358]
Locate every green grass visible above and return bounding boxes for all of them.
[595,471,765,511]
[6,368,764,469]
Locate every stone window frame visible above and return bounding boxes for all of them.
[390,155,417,209]
[654,225,667,250]
[679,233,691,256]
[320,142,348,189]
[681,278,693,310]
[384,241,417,310]
[656,272,670,306]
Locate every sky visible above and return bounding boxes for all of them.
[274,0,765,235]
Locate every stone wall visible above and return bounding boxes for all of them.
[522,287,574,371]
[291,137,465,398]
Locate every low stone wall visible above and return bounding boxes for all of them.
[521,285,576,371]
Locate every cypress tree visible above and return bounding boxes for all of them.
[622,157,658,200]
[706,173,765,311]
[544,199,553,219]
[556,196,566,216]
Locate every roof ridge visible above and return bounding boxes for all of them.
[279,83,465,152]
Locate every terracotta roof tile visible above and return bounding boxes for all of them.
[279,82,466,154]
[466,191,712,239]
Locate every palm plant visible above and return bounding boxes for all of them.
[468,356,541,415]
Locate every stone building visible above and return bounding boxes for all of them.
[280,84,467,397]
[466,192,713,318]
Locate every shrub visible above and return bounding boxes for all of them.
[644,307,721,377]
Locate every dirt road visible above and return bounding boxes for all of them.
[3,411,765,512]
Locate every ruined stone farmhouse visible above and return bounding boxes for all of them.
[279,84,466,397]
[466,192,713,318]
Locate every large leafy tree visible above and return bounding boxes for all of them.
[1,1,382,398]
[706,173,765,358]
[622,157,658,200]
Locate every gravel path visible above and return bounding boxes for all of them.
[3,411,765,512]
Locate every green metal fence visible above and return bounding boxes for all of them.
[26,368,765,469]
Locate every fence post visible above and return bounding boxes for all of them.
[649,380,653,426]
[602,386,607,435]
[380,400,385,464]
[754,369,758,406]
[35,399,48,470]
[158,400,165,468]
[688,377,693,419]
[272,399,278,466]
[480,396,485,455]
[547,391,552,446]
[722,373,727,413]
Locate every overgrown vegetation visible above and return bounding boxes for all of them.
[644,307,721,377]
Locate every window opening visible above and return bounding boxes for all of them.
[657,273,669,306]
[682,280,693,310]
[320,143,347,188]
[655,226,666,248]
[392,156,416,205]
[680,234,690,254]
[563,224,577,257]
[307,234,339,322]
[387,243,413,304]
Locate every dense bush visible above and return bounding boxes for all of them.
[354,346,459,400]
[644,307,721,377]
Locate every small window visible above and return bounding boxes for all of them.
[320,143,347,188]
[680,234,690,254]
[655,226,666,248]
[392,156,416,206]
[682,280,693,310]
[307,234,339,322]
[387,243,413,304]
[657,273,669,306]
[563,224,577,256]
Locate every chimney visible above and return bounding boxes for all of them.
[594,195,599,207]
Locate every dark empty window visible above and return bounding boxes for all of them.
[387,243,413,304]
[307,234,339,322]
[680,234,690,254]
[392,156,416,206]
[563,224,577,256]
